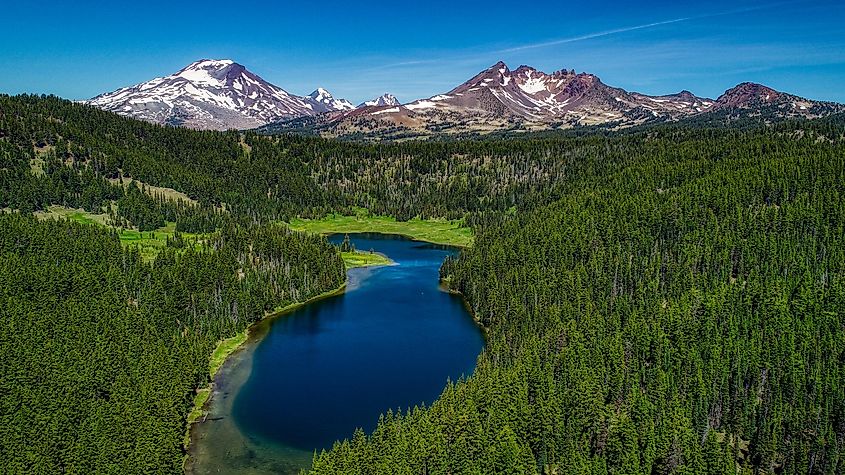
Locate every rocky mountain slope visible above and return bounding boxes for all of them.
[399,62,714,123]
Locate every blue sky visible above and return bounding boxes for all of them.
[1,0,844,104]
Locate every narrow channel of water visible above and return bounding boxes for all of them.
[188,233,483,474]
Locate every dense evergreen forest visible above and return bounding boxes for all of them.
[0,215,344,473]
[1,94,844,473]
[310,115,845,474]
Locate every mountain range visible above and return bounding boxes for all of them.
[86,59,844,135]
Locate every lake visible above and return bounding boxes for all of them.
[188,233,484,474]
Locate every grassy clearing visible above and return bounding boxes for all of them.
[342,250,393,268]
[108,177,198,206]
[34,205,206,261]
[113,222,205,262]
[34,205,112,226]
[288,211,473,247]
[208,332,248,379]
[118,229,169,261]
[116,222,206,262]
[187,389,210,424]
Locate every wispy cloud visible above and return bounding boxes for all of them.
[330,0,832,103]
[496,17,694,53]
[360,0,805,75]
[365,59,440,72]
[496,1,803,54]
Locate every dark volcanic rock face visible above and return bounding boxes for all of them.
[714,82,784,108]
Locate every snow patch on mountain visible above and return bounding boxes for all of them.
[305,88,355,112]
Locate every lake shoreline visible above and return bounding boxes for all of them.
[183,247,401,466]
[182,281,349,466]
[440,281,488,338]
[184,232,479,473]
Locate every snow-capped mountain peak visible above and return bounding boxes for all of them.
[184,59,235,68]
[179,59,235,72]
[89,59,843,135]
[169,59,253,88]
[86,59,355,130]
[355,61,724,132]
[358,93,400,108]
[309,87,333,100]
[305,88,355,112]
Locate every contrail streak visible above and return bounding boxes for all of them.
[360,0,805,74]
[497,17,692,53]
[496,0,803,54]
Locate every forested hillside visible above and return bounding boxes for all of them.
[309,120,845,473]
[0,215,344,473]
[5,94,841,226]
[2,94,845,474]
[0,94,726,223]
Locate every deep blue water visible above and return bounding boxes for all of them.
[229,233,484,453]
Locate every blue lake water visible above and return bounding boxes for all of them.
[188,233,484,474]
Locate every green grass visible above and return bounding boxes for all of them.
[116,222,208,262]
[34,205,111,226]
[184,388,212,449]
[34,206,208,262]
[117,229,168,261]
[342,250,394,268]
[116,223,206,262]
[209,332,248,379]
[288,211,473,247]
[187,388,210,424]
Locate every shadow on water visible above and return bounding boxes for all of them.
[187,233,484,474]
